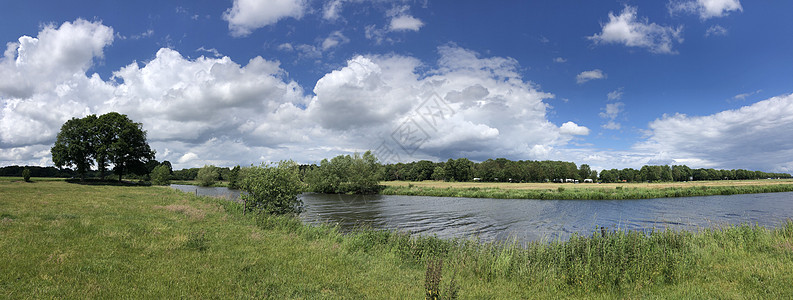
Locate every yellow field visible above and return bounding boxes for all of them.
[382,179,793,190]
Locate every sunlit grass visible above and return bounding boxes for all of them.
[2,180,792,298]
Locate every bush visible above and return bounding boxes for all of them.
[22,167,31,182]
[240,161,303,215]
[305,151,382,194]
[228,165,241,189]
[150,165,171,185]
[196,165,219,187]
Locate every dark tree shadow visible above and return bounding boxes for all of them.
[65,178,151,186]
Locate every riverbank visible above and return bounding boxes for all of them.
[381,179,793,200]
[3,180,793,298]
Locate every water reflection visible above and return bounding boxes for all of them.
[170,184,793,243]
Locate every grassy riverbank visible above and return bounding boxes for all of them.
[382,179,793,200]
[2,180,793,298]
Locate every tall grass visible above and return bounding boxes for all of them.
[381,184,793,200]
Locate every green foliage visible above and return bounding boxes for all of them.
[196,165,219,187]
[150,165,171,186]
[51,116,97,180]
[305,151,382,194]
[227,165,241,189]
[51,112,155,181]
[240,161,303,215]
[22,168,31,182]
[431,166,446,181]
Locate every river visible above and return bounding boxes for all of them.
[170,184,793,243]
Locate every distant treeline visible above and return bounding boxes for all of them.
[3,157,790,183]
[0,166,81,178]
[381,158,791,183]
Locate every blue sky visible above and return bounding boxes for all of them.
[1,0,792,172]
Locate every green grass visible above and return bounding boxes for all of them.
[2,180,793,298]
[381,183,793,200]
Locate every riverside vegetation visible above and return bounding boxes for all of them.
[2,178,793,298]
[381,180,793,200]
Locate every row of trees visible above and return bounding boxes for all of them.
[383,159,594,183]
[598,165,791,183]
[380,158,789,183]
[51,112,155,181]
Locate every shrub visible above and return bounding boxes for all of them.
[150,164,171,185]
[305,151,382,194]
[196,165,219,187]
[240,161,303,215]
[228,165,241,189]
[22,167,31,182]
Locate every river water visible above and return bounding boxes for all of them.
[170,185,793,243]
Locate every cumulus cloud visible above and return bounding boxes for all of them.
[576,69,606,84]
[589,6,683,54]
[635,94,793,172]
[560,122,590,136]
[0,19,113,99]
[0,20,587,168]
[553,57,567,63]
[223,0,305,37]
[669,0,742,19]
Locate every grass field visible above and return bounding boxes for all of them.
[2,180,793,298]
[382,179,793,200]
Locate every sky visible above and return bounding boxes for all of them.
[1,0,792,172]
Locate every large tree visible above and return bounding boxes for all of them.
[51,112,155,181]
[51,115,98,181]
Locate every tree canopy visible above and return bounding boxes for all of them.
[51,112,155,181]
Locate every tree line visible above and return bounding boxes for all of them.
[381,158,790,183]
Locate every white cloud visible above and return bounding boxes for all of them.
[196,47,222,57]
[669,0,742,20]
[589,6,683,54]
[223,0,305,37]
[553,57,567,63]
[389,15,424,31]
[576,69,606,84]
[636,94,793,172]
[0,21,586,169]
[277,43,294,51]
[321,31,350,50]
[599,102,624,130]
[705,25,728,37]
[560,122,590,136]
[322,0,344,21]
[732,89,761,101]
[0,19,113,99]
[607,88,624,100]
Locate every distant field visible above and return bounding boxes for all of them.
[383,179,793,190]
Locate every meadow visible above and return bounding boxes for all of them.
[382,179,793,200]
[2,179,793,298]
